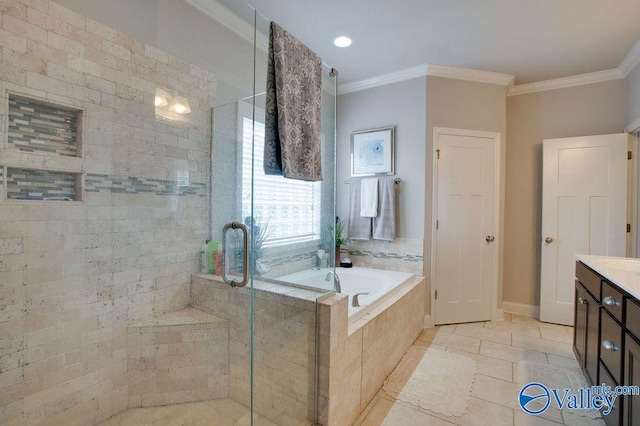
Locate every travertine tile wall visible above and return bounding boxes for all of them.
[126,308,229,408]
[317,277,425,426]
[191,275,320,426]
[346,237,424,276]
[0,1,214,424]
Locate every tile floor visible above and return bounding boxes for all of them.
[97,399,276,426]
[354,313,606,426]
[99,314,604,426]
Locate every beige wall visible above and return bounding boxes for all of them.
[424,76,507,315]
[504,80,627,306]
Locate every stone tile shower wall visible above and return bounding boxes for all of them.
[0,1,214,425]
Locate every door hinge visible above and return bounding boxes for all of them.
[629,151,633,160]
[436,149,440,160]
[628,224,631,233]
[435,290,438,300]
[436,220,439,230]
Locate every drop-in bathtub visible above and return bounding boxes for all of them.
[276,266,415,319]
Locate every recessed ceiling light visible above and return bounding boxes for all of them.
[334,36,352,48]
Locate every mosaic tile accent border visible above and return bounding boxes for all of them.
[6,167,78,201]
[85,173,207,197]
[348,249,424,263]
[8,96,80,157]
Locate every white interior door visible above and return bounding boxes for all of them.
[540,134,629,325]
[433,129,499,325]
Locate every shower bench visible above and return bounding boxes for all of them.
[126,308,229,407]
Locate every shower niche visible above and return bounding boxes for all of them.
[1,92,84,201]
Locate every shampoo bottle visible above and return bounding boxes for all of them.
[214,244,223,276]
[206,241,219,274]
[201,239,210,273]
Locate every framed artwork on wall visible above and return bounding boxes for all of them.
[350,126,395,177]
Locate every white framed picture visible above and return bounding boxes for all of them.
[350,126,395,177]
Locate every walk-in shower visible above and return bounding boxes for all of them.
[0,0,336,425]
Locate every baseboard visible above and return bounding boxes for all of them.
[423,314,434,328]
[502,301,540,318]
[492,309,504,321]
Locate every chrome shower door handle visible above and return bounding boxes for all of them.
[222,221,249,287]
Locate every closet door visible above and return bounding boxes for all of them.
[540,134,629,325]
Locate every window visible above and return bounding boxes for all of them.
[240,109,322,247]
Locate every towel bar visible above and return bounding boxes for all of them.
[344,177,401,185]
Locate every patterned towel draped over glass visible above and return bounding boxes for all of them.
[264,21,323,181]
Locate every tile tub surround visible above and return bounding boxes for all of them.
[191,274,324,425]
[126,308,229,408]
[317,276,426,426]
[346,237,424,276]
[0,2,214,425]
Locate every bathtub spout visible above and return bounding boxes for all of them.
[325,271,341,293]
[352,292,369,307]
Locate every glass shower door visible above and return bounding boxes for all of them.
[211,6,337,424]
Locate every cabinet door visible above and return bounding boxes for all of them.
[586,289,600,385]
[624,334,640,426]
[601,361,622,426]
[574,281,588,368]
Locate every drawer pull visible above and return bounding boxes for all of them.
[578,297,588,305]
[602,340,619,351]
[603,296,620,307]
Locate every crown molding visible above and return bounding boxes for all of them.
[619,38,640,77]
[507,69,624,96]
[427,64,515,87]
[338,63,516,95]
[182,0,268,52]
[626,116,640,134]
[338,64,429,95]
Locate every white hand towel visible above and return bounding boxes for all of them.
[360,178,379,217]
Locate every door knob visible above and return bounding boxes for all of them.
[485,236,495,242]
[544,237,553,243]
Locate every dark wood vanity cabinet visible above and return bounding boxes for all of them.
[624,333,640,426]
[574,280,600,384]
[574,261,631,426]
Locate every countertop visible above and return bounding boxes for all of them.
[576,254,640,300]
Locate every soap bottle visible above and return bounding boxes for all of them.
[206,241,219,274]
[201,239,210,273]
[214,244,223,276]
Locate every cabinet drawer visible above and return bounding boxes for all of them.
[601,310,623,384]
[577,261,601,300]
[627,298,640,338]
[600,361,622,426]
[602,282,623,322]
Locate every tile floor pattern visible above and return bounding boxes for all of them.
[98,314,603,426]
[354,313,605,426]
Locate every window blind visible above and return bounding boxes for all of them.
[241,117,321,246]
